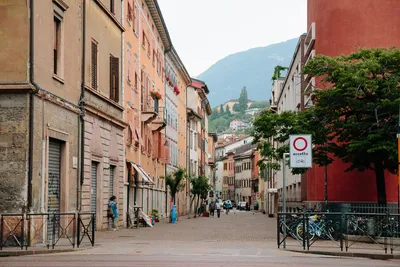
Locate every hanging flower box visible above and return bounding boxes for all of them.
[150,91,162,100]
[169,80,173,87]
[166,76,170,82]
[174,86,180,95]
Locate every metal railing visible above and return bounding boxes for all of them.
[277,211,400,254]
[0,212,95,250]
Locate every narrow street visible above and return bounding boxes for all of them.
[1,211,399,267]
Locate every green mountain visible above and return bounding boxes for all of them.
[198,38,299,107]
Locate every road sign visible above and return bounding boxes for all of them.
[289,135,312,168]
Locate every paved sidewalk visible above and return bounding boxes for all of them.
[281,236,400,259]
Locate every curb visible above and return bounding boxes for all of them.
[0,247,88,257]
[286,249,400,260]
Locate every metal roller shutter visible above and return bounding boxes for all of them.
[48,139,61,240]
[91,162,98,229]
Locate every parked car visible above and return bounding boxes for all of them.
[238,202,247,210]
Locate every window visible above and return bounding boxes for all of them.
[127,2,133,23]
[109,55,119,102]
[142,32,146,47]
[224,163,227,171]
[53,16,61,75]
[127,47,131,82]
[133,5,139,35]
[91,41,98,89]
[110,0,115,14]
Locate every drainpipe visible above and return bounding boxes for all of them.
[28,0,36,213]
[79,0,87,211]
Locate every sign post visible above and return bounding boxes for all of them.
[281,135,312,248]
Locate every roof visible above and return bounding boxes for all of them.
[191,78,209,94]
[215,135,250,149]
[145,0,172,52]
[167,46,191,85]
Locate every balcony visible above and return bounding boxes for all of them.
[141,93,157,124]
[150,105,166,132]
[303,49,315,81]
[304,22,315,58]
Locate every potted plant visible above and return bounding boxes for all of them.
[150,91,162,100]
[151,209,159,222]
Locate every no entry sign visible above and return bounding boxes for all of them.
[289,135,312,168]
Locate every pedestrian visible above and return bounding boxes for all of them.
[216,201,221,218]
[108,196,119,231]
[209,201,215,217]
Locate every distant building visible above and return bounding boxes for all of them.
[229,119,248,131]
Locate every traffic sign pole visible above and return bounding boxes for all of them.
[282,152,289,249]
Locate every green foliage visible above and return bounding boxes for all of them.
[232,103,240,112]
[249,101,270,109]
[165,168,186,203]
[190,176,211,200]
[252,109,329,176]
[238,87,249,113]
[302,47,400,204]
[271,65,288,81]
[219,104,224,115]
[226,105,231,116]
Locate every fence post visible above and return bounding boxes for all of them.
[21,213,25,250]
[52,214,56,249]
[91,213,95,247]
[306,212,310,250]
[277,214,280,248]
[340,211,344,252]
[77,213,81,248]
[72,213,76,248]
[302,210,306,250]
[0,215,3,250]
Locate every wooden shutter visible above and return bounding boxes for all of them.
[91,41,98,89]
[128,2,132,22]
[110,56,119,102]
[134,5,139,35]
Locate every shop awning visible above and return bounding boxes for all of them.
[131,162,154,185]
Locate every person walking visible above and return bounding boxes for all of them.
[216,201,221,218]
[209,201,215,217]
[108,196,119,231]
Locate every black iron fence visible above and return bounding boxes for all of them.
[0,212,95,250]
[278,211,400,254]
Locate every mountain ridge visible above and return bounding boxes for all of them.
[197,38,299,107]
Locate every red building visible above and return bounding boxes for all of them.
[304,0,400,204]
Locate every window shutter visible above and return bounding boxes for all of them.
[110,56,119,102]
[134,5,139,35]
[91,42,98,89]
[128,3,132,22]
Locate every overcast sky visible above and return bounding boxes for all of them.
[158,0,307,77]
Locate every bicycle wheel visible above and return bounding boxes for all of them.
[296,221,315,241]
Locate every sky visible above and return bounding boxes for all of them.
[158,0,307,77]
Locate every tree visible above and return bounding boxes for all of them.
[166,168,186,205]
[233,103,240,112]
[219,104,224,115]
[187,176,210,218]
[225,105,231,116]
[252,110,329,176]
[303,47,400,204]
[238,87,249,113]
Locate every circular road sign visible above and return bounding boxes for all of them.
[293,137,308,152]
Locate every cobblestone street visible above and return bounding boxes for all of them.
[2,210,400,266]
[96,209,276,243]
